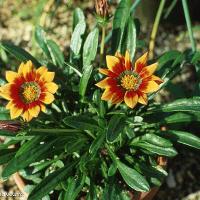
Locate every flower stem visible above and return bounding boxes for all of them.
[149,0,166,59]
[181,0,196,52]
[100,26,106,57]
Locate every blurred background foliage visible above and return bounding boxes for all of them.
[0,0,200,200]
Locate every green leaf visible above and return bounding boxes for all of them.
[2,138,58,178]
[35,26,51,59]
[79,65,93,97]
[163,112,200,123]
[0,130,17,137]
[158,50,181,71]
[0,149,16,165]
[46,40,64,67]
[0,107,10,120]
[131,133,173,148]
[121,17,136,59]
[16,136,44,157]
[111,0,131,53]
[70,21,86,56]
[107,115,126,143]
[134,161,167,187]
[108,163,117,177]
[73,8,85,30]
[28,162,76,200]
[117,160,150,192]
[132,142,177,157]
[0,42,40,67]
[83,28,99,69]
[89,131,106,155]
[153,97,200,113]
[102,181,131,200]
[63,115,99,132]
[163,130,200,149]
[28,128,82,136]
[61,173,86,200]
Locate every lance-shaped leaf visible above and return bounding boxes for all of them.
[117,160,150,192]
[107,114,126,143]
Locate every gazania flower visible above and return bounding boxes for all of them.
[0,60,58,121]
[96,51,163,108]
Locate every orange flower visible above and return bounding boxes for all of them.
[96,51,163,108]
[0,60,58,121]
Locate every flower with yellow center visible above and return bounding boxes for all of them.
[0,60,58,121]
[96,51,163,108]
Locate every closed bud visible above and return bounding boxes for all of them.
[95,0,109,20]
[0,120,22,132]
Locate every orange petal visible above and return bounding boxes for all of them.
[10,105,23,119]
[96,77,116,88]
[125,50,131,70]
[28,105,40,117]
[140,80,159,93]
[124,91,138,108]
[22,60,34,77]
[150,75,164,84]
[22,110,33,122]
[115,51,123,58]
[6,101,14,109]
[18,62,25,74]
[45,82,58,94]
[36,66,48,75]
[135,52,148,73]
[111,90,124,104]
[101,88,113,101]
[5,71,18,83]
[40,72,55,82]
[40,104,46,113]
[106,55,124,75]
[98,68,117,77]
[0,84,12,100]
[41,92,55,104]
[138,92,148,105]
[140,62,158,78]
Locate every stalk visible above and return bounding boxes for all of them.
[100,26,106,57]
[182,0,196,52]
[149,0,166,59]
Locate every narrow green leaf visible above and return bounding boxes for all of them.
[132,142,177,157]
[46,40,64,67]
[164,112,200,123]
[121,17,136,59]
[35,26,51,58]
[70,21,86,56]
[28,162,76,200]
[73,8,85,30]
[16,136,44,157]
[117,160,150,192]
[0,42,40,67]
[163,130,200,149]
[0,149,16,165]
[79,65,93,97]
[131,133,173,148]
[154,97,200,113]
[63,115,99,132]
[83,28,99,69]
[107,115,126,143]
[2,138,58,178]
[111,0,131,53]
[61,173,86,200]
[89,131,106,155]
[0,107,10,120]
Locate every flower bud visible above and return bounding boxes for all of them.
[95,0,109,21]
[0,120,22,132]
